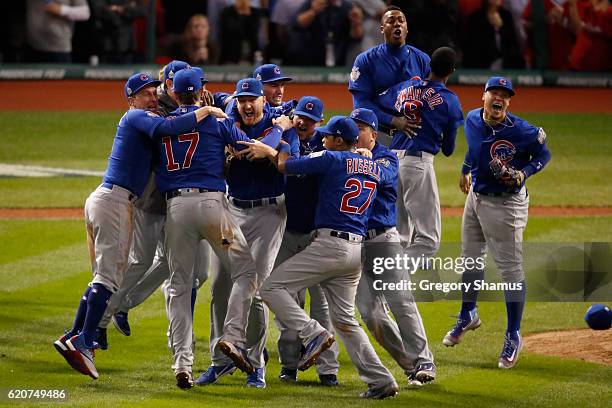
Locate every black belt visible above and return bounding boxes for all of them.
[476,191,515,198]
[404,149,423,158]
[329,230,363,243]
[165,188,222,200]
[101,182,135,201]
[231,197,277,209]
[365,227,392,240]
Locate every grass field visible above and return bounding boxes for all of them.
[0,110,611,407]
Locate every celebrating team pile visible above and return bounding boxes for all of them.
[52,6,551,400]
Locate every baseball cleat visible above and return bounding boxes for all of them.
[53,332,72,365]
[246,367,266,388]
[195,363,236,385]
[96,327,108,350]
[298,331,335,371]
[176,371,195,389]
[218,340,255,374]
[279,367,298,382]
[443,308,481,346]
[360,381,399,399]
[414,363,436,384]
[498,331,523,369]
[319,374,339,387]
[112,311,131,336]
[65,335,99,379]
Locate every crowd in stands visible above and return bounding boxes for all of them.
[1,0,610,71]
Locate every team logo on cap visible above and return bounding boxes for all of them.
[490,140,516,163]
[274,66,281,75]
[140,74,149,81]
[305,102,314,111]
[499,78,507,85]
[242,82,250,90]
[351,109,360,117]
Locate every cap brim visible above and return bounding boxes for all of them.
[233,92,263,98]
[486,86,515,96]
[315,125,332,135]
[130,80,162,96]
[261,77,293,83]
[294,110,321,122]
[351,116,377,130]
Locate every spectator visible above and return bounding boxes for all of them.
[294,0,364,66]
[219,0,262,64]
[167,14,219,65]
[26,0,91,63]
[346,0,386,63]
[161,0,207,37]
[270,0,307,64]
[408,0,459,55]
[567,0,612,71]
[462,0,525,69]
[90,0,146,64]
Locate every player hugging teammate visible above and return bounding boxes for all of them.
[54,5,550,400]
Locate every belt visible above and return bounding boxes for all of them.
[404,149,422,158]
[476,191,515,198]
[365,227,393,240]
[230,196,278,209]
[328,229,363,243]
[101,182,136,201]
[165,188,222,200]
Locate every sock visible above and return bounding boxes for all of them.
[68,286,92,337]
[460,268,485,318]
[505,280,526,333]
[190,287,197,318]
[81,283,112,347]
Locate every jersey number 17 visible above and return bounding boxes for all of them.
[162,132,200,171]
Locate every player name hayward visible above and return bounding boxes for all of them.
[372,279,524,293]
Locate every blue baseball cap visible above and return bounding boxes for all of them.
[163,60,191,81]
[253,64,293,83]
[233,78,264,98]
[485,76,515,96]
[173,69,203,93]
[317,116,359,143]
[350,108,378,131]
[585,304,611,330]
[125,72,161,98]
[191,66,209,85]
[294,96,324,122]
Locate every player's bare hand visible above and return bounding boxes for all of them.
[355,148,372,159]
[391,116,420,137]
[460,173,472,194]
[44,2,63,16]
[195,106,228,121]
[235,140,278,161]
[273,115,293,131]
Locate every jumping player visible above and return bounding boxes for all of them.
[444,77,551,369]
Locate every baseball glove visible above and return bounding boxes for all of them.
[489,158,525,188]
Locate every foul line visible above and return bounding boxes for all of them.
[0,163,104,178]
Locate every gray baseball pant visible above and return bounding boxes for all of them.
[273,229,339,375]
[260,229,397,389]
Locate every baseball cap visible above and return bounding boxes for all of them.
[191,66,209,85]
[163,60,191,81]
[173,69,203,93]
[125,72,161,98]
[485,76,515,96]
[253,64,293,83]
[317,116,359,143]
[350,108,378,131]
[585,304,611,330]
[294,96,324,122]
[233,78,264,98]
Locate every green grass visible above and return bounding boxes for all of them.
[1,218,611,407]
[0,112,611,208]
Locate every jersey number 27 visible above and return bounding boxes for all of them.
[340,178,376,214]
[162,133,199,171]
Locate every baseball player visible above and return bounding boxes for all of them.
[96,62,210,345]
[198,78,299,389]
[377,47,464,264]
[443,77,551,369]
[249,116,398,399]
[270,96,340,386]
[156,68,294,388]
[348,6,430,146]
[350,108,436,387]
[53,72,215,379]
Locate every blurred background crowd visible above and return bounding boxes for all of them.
[1,0,610,71]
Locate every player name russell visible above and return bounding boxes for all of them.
[372,280,524,293]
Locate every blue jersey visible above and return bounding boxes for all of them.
[348,43,431,127]
[284,131,325,234]
[368,142,399,230]
[103,109,198,197]
[225,99,297,121]
[155,105,284,194]
[462,109,551,194]
[382,79,464,156]
[285,150,383,237]
[226,111,300,200]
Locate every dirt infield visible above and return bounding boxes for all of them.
[1,206,611,219]
[0,81,611,113]
[524,328,612,366]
